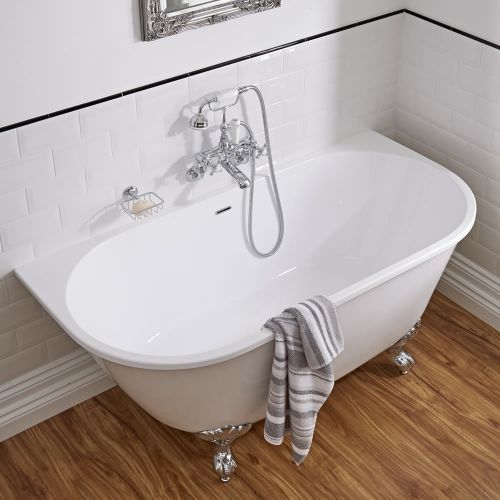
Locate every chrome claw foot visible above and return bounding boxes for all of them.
[389,319,421,375]
[213,445,237,483]
[393,350,415,375]
[195,424,251,482]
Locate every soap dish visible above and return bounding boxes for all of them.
[121,186,164,220]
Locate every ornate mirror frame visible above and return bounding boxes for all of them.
[141,0,282,41]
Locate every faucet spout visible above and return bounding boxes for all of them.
[220,160,251,189]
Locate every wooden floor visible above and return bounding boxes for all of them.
[0,292,499,499]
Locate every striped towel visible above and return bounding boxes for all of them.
[263,295,344,465]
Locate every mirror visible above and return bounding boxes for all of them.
[141,0,282,41]
[165,1,215,14]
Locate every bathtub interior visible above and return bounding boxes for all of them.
[65,150,469,362]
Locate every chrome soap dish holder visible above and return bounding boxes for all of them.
[121,186,164,220]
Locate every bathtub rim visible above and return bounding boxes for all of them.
[15,131,477,371]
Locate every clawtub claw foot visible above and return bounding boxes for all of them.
[195,424,252,482]
[389,319,421,375]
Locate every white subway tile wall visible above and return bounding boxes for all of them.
[0,131,20,167]
[0,12,493,386]
[17,113,81,157]
[395,13,500,276]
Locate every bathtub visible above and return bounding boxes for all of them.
[16,131,475,441]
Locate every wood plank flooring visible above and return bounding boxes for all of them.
[0,292,499,499]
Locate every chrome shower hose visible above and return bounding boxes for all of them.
[240,85,285,258]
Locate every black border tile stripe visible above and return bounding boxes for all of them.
[0,8,498,134]
[405,10,500,51]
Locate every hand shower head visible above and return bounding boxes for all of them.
[189,89,245,131]
[189,112,209,130]
[189,97,220,131]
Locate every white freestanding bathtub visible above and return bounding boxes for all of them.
[16,131,476,475]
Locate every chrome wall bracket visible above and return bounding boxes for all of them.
[141,1,281,41]
[388,319,421,375]
[195,424,252,482]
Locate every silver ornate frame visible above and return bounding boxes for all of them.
[141,0,282,41]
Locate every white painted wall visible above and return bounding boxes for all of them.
[405,0,500,45]
[0,0,404,128]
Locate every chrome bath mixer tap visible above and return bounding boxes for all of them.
[186,90,267,189]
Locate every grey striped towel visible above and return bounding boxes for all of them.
[263,295,344,465]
